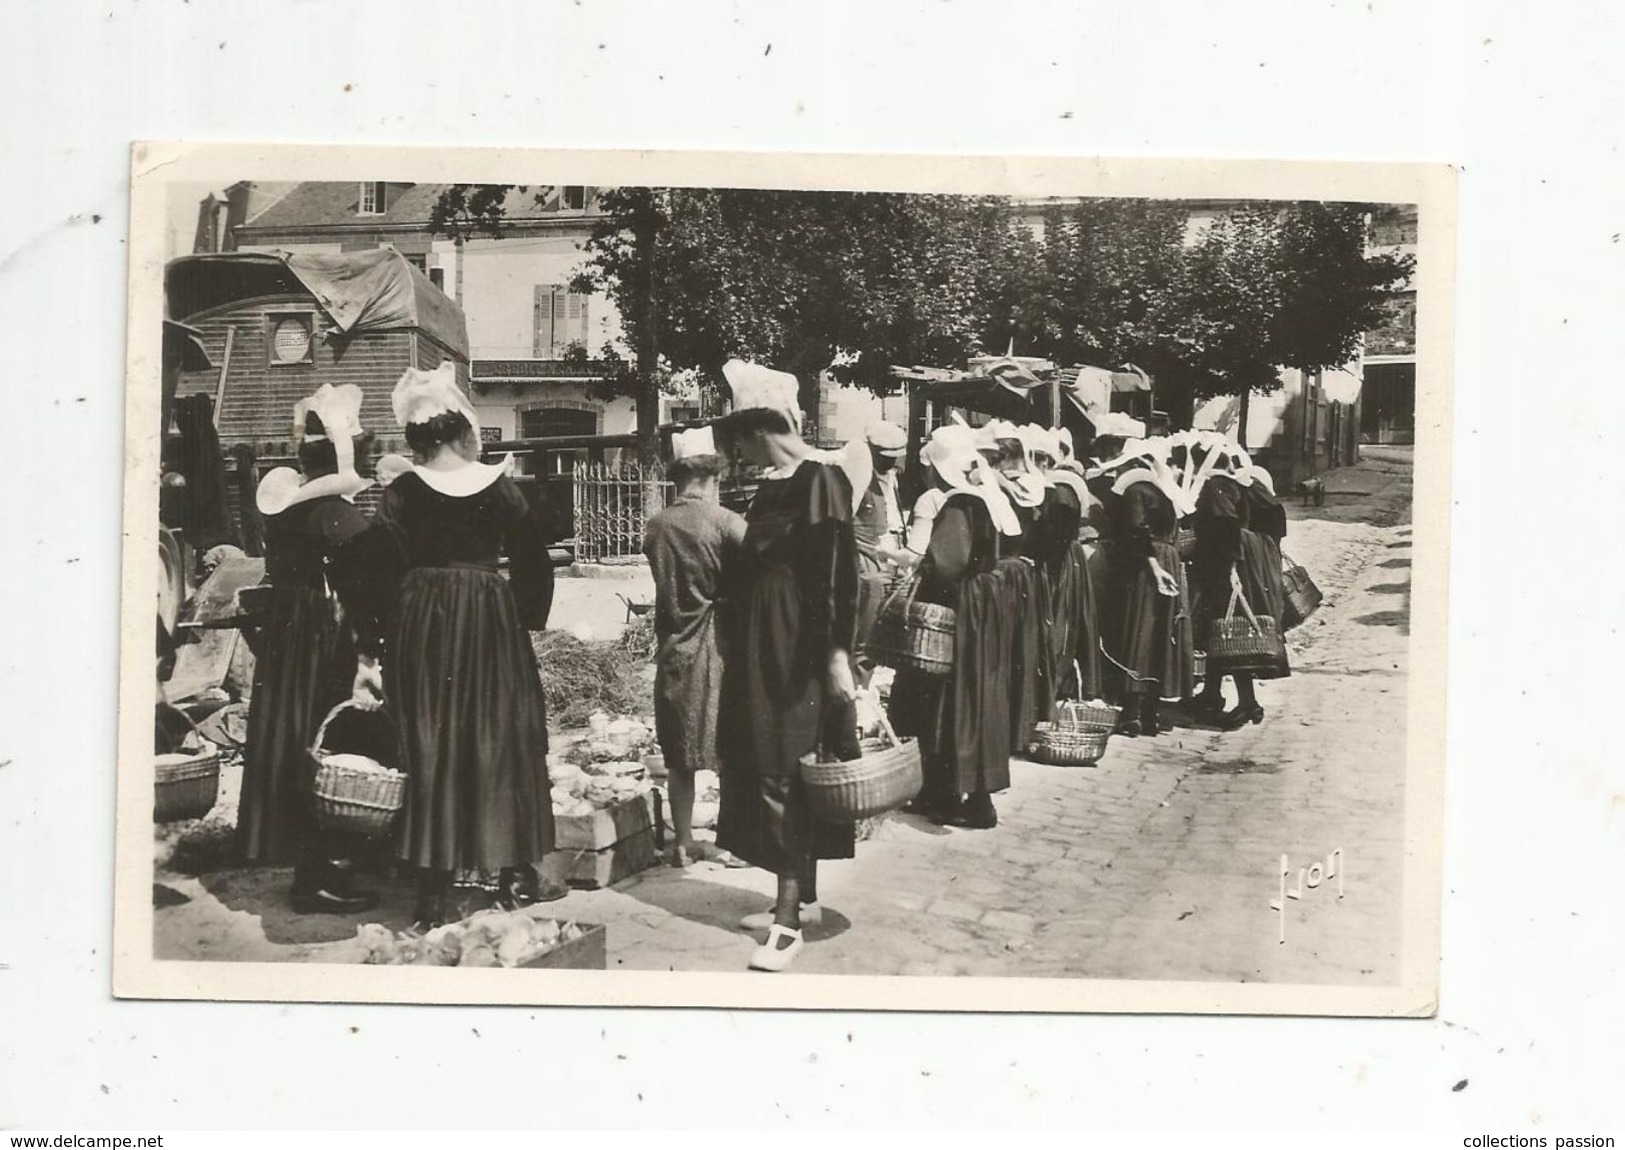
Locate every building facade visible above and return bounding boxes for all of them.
[209,181,668,464]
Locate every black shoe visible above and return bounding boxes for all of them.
[495,867,534,910]
[290,886,380,915]
[935,792,997,830]
[1217,704,1265,731]
[412,872,452,929]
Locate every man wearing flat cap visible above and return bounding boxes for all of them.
[851,420,909,684]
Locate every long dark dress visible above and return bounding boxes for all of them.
[1102,478,1196,702]
[997,502,1049,753]
[887,493,1010,804]
[1191,476,1290,681]
[1034,484,1104,703]
[715,461,859,874]
[239,494,369,863]
[644,496,747,775]
[333,470,556,872]
[1243,484,1289,629]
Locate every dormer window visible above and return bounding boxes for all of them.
[562,186,587,211]
[358,182,386,215]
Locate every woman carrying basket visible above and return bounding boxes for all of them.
[239,384,380,915]
[330,364,563,927]
[711,359,863,973]
[1189,446,1291,728]
[979,420,1053,755]
[1092,437,1197,737]
[887,424,1023,829]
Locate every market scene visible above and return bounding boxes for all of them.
[151,184,1418,978]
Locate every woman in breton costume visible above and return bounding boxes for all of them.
[887,424,1022,829]
[239,384,380,915]
[1189,443,1290,727]
[710,360,863,973]
[1025,426,1105,705]
[979,420,1053,755]
[331,364,561,927]
[1093,437,1196,737]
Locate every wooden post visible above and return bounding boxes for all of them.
[212,326,235,430]
[904,381,927,509]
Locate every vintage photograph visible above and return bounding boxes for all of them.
[119,145,1452,1013]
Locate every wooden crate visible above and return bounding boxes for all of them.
[518,922,608,970]
[552,793,652,851]
[542,827,659,890]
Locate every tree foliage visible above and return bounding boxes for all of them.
[431,186,1414,424]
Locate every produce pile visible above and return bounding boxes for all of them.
[352,909,588,968]
[548,712,658,817]
[533,630,654,729]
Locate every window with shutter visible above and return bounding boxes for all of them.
[533,284,554,357]
[358,182,386,215]
[534,286,590,356]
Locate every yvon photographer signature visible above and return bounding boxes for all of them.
[1270,848,1344,943]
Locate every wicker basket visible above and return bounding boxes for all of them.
[154,748,223,823]
[310,702,406,839]
[1030,722,1111,767]
[1205,590,1288,677]
[799,708,922,823]
[1192,649,1209,682]
[867,576,955,677]
[1051,659,1121,733]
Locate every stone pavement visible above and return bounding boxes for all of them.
[537,452,1417,982]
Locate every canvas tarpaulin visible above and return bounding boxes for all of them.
[165,250,468,359]
[282,249,468,357]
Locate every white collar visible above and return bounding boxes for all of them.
[412,459,511,497]
[1112,467,1190,513]
[256,468,371,516]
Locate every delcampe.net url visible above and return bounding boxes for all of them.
[8,1138,165,1148]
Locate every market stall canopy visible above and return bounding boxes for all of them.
[1058,363,1152,414]
[165,249,469,360]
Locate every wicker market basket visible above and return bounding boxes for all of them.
[867,576,955,677]
[1205,589,1288,677]
[310,701,406,839]
[1030,722,1111,767]
[800,708,922,823]
[154,747,223,823]
[1052,663,1121,734]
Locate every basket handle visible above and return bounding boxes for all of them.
[1225,587,1265,635]
[310,700,367,758]
[877,574,917,618]
[1072,659,1085,704]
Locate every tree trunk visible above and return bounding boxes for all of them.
[632,193,661,469]
[630,193,665,521]
[1236,386,1251,452]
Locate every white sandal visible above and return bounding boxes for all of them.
[738,903,822,932]
[748,924,805,972]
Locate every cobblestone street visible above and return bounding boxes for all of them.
[153,452,1415,985]
[573,450,1415,981]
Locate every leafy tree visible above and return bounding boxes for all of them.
[1004,198,1413,444]
[433,184,1023,458]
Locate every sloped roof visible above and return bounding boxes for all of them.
[243,183,584,231]
[165,249,468,358]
